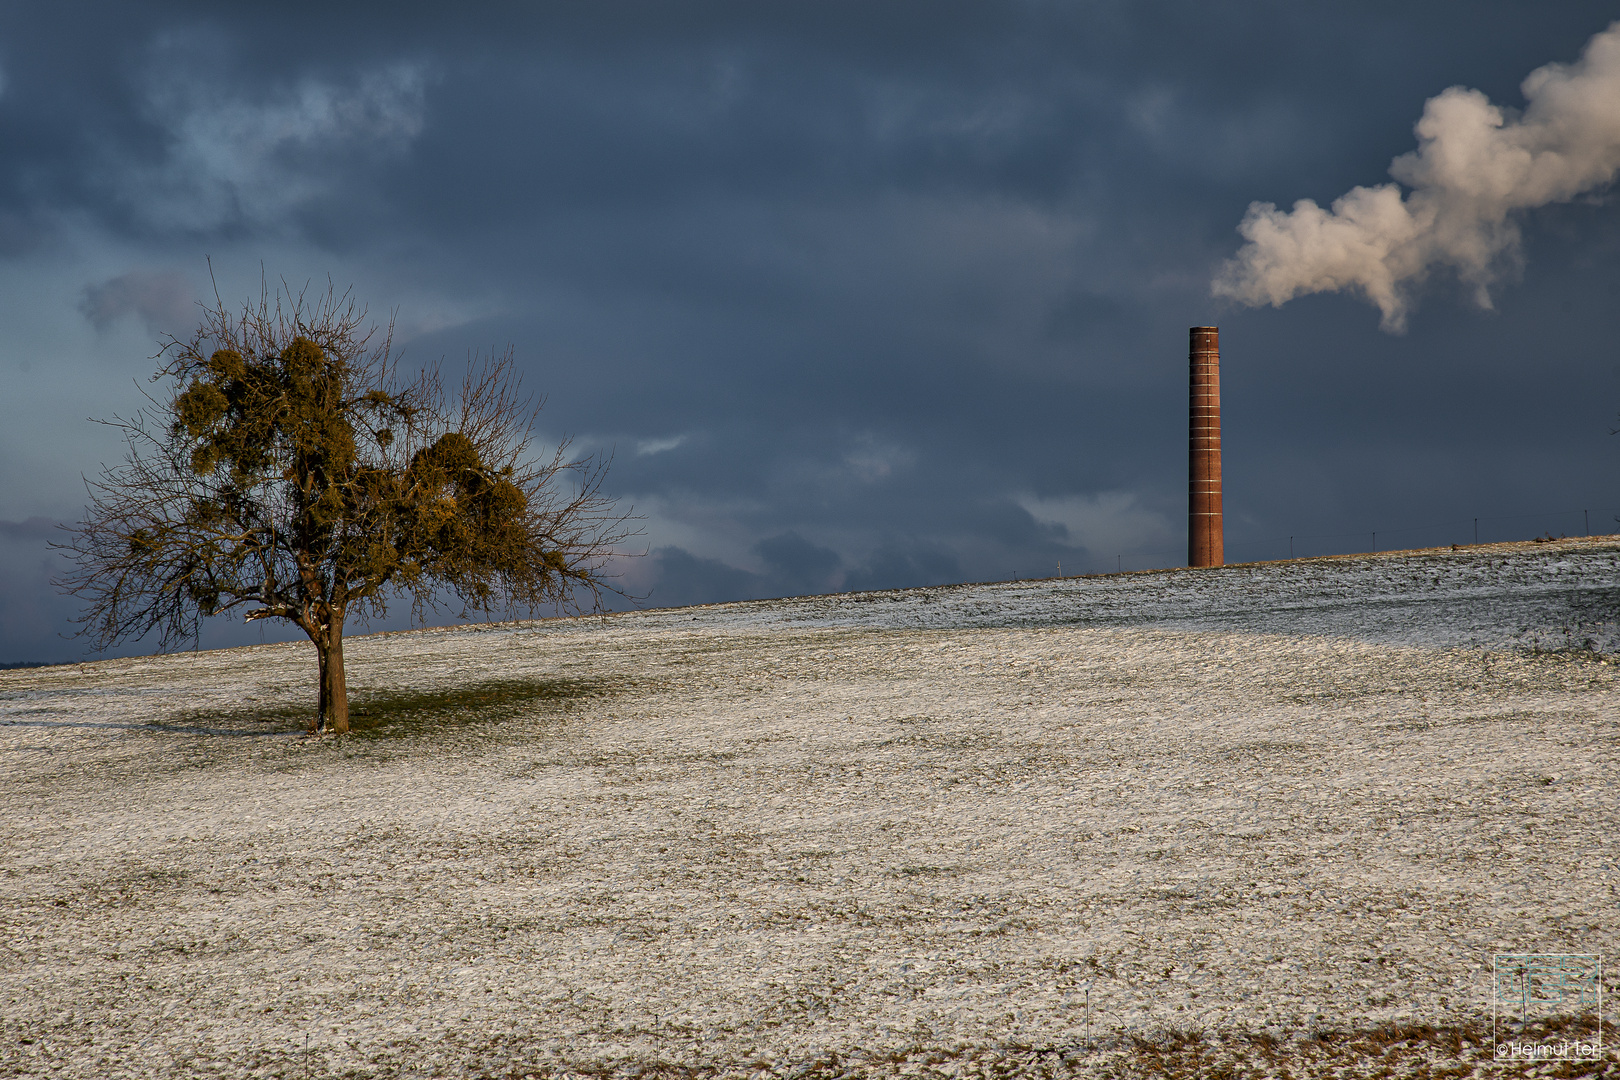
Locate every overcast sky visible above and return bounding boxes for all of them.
[3,2,1618,664]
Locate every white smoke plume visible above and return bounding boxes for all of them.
[1213,22,1620,332]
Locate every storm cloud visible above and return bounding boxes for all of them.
[1,2,1617,662]
[79,269,194,333]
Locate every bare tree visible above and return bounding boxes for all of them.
[60,282,635,733]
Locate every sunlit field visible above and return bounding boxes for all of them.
[3,538,1617,1078]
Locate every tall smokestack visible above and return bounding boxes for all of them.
[1189,326,1223,568]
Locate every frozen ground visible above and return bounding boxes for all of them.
[2,538,1618,1078]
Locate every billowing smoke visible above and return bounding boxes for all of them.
[1213,22,1620,332]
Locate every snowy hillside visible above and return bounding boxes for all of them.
[2,538,1617,1078]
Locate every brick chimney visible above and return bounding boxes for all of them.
[1189,326,1223,567]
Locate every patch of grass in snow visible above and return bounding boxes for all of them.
[159,676,616,739]
[891,863,965,878]
[144,703,309,737]
[364,1016,1573,1078]
[344,677,611,737]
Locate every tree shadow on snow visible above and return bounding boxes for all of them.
[153,677,618,740]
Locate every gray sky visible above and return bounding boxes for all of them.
[3,2,1618,664]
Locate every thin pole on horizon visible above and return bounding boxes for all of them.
[1475,518,1479,545]
[1290,536,1293,559]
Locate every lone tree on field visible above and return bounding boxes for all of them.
[61,284,634,733]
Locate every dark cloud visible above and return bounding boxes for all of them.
[754,532,842,598]
[0,2,1618,657]
[0,525,76,665]
[0,516,56,541]
[642,532,970,611]
[0,211,47,257]
[80,269,194,333]
[641,547,760,610]
[842,540,962,593]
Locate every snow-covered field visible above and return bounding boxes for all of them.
[3,538,1618,1078]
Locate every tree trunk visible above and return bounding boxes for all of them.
[313,642,328,734]
[323,624,350,734]
[309,612,350,735]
